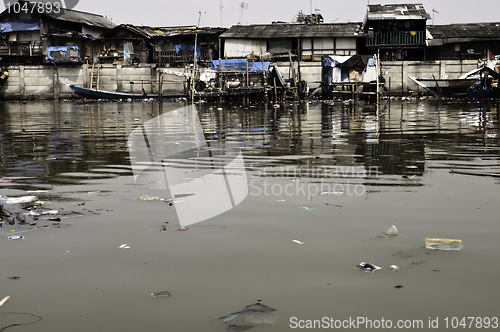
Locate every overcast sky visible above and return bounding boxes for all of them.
[4,0,500,27]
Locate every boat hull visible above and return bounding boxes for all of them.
[68,85,186,100]
[409,77,477,97]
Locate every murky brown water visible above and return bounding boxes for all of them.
[1,99,499,331]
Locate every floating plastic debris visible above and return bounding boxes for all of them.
[218,302,279,330]
[321,191,343,196]
[389,265,400,271]
[7,235,24,240]
[0,195,37,205]
[383,225,399,237]
[118,244,130,249]
[7,276,20,280]
[355,262,382,272]
[298,206,315,212]
[325,203,342,207]
[139,195,163,201]
[150,290,171,298]
[292,240,305,245]
[425,237,463,251]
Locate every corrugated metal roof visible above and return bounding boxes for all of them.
[45,9,115,29]
[220,23,363,39]
[102,24,226,39]
[427,23,500,41]
[0,1,116,29]
[367,4,430,20]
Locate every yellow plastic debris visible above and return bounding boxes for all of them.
[425,238,463,251]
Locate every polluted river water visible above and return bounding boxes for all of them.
[0,99,499,331]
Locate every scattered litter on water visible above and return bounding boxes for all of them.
[118,244,130,249]
[392,247,429,258]
[389,265,400,271]
[0,296,10,306]
[292,239,305,245]
[177,227,188,232]
[150,290,171,298]
[7,235,24,240]
[424,237,463,251]
[383,225,399,237]
[355,262,382,272]
[298,206,315,212]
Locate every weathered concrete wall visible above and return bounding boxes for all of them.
[1,64,186,100]
[275,61,322,89]
[0,60,483,100]
[381,60,479,95]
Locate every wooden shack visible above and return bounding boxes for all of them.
[0,0,115,65]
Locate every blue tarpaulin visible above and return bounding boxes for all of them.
[211,59,270,71]
[175,44,200,60]
[0,20,40,33]
[47,46,80,63]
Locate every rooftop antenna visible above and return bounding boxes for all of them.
[432,8,439,25]
[220,0,223,27]
[239,2,248,25]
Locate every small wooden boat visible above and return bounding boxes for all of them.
[67,84,186,100]
[409,76,478,98]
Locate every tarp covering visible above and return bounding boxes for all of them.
[211,59,270,71]
[175,44,201,60]
[322,55,377,84]
[47,46,80,63]
[0,20,40,33]
[123,42,134,60]
[269,66,285,87]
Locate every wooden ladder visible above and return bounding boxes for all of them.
[89,63,101,89]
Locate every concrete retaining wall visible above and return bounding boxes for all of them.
[0,64,186,100]
[0,60,483,100]
[381,60,479,95]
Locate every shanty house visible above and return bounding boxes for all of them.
[363,4,430,61]
[153,27,225,66]
[426,23,500,60]
[220,23,364,61]
[0,0,115,65]
[99,24,225,66]
[98,24,154,64]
